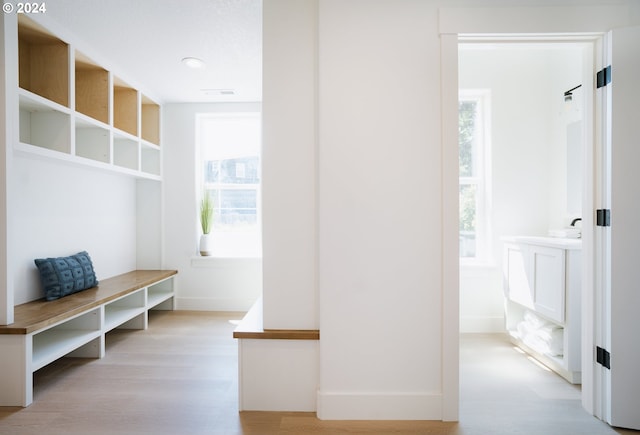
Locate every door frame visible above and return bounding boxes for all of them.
[438,5,626,421]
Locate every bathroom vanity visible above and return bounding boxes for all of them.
[502,236,582,383]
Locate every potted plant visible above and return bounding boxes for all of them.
[199,191,214,256]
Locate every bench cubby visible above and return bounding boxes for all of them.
[103,288,146,332]
[0,269,177,407]
[147,277,174,309]
[32,308,101,371]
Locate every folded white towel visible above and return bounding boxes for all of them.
[523,311,548,330]
[516,311,564,357]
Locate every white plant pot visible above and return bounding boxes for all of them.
[199,233,213,256]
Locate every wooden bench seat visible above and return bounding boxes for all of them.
[0,270,177,335]
[0,269,178,407]
[233,297,319,340]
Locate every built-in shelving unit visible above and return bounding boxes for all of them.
[0,271,177,407]
[16,15,162,180]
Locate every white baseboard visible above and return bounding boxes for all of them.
[175,297,257,312]
[460,316,505,333]
[316,391,443,420]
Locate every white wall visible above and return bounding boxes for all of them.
[11,155,138,304]
[458,45,584,332]
[261,0,319,330]
[261,0,446,419]
[316,0,443,420]
[163,103,262,312]
[262,0,637,421]
[0,15,13,324]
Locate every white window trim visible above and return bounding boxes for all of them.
[196,112,262,259]
[459,89,493,266]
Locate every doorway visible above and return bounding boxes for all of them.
[454,35,598,417]
[457,39,590,332]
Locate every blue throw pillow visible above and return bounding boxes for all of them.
[34,251,99,301]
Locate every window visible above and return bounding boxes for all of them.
[197,113,261,257]
[459,90,491,262]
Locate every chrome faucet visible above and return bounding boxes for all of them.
[571,218,582,227]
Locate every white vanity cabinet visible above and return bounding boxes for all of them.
[503,237,582,383]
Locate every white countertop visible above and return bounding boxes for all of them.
[502,235,582,250]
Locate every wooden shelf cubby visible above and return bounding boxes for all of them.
[75,51,109,124]
[18,15,69,108]
[113,78,138,137]
[141,95,160,145]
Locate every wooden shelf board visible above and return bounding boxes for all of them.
[233,298,319,340]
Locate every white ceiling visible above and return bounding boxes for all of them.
[46,0,262,104]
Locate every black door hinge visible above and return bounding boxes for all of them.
[597,65,612,88]
[596,209,611,227]
[597,346,611,369]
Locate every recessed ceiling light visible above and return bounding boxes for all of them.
[181,57,206,69]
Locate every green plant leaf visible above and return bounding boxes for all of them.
[200,191,214,234]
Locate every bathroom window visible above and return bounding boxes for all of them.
[197,112,261,257]
[459,90,491,262]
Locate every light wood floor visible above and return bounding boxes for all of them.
[0,311,637,435]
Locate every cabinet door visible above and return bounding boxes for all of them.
[504,243,533,308]
[531,245,565,323]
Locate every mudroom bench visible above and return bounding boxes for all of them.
[0,269,178,407]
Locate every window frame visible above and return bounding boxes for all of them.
[196,112,262,258]
[459,89,492,265]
